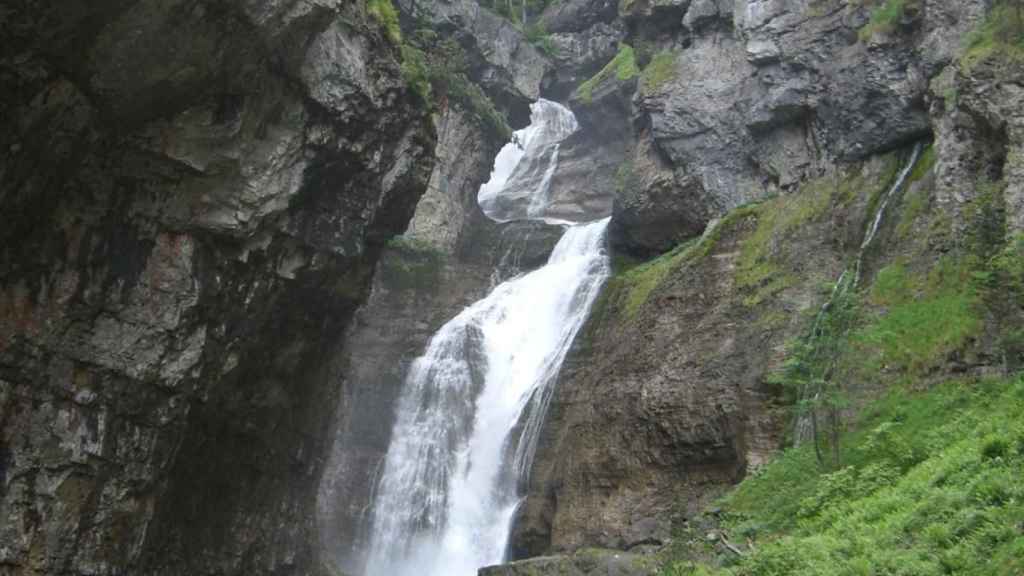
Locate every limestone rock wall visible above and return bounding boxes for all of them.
[0,2,434,574]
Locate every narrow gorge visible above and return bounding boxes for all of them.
[1,1,1023,576]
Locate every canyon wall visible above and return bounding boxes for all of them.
[0,2,433,574]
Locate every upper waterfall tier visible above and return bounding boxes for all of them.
[478,99,580,223]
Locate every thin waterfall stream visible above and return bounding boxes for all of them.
[794,142,924,444]
[362,100,610,576]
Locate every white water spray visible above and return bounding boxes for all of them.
[363,100,607,576]
[478,99,579,223]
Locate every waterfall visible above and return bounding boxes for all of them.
[362,100,609,576]
[477,99,579,223]
[853,142,923,285]
[793,142,924,445]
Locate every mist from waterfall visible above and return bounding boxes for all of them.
[362,100,609,576]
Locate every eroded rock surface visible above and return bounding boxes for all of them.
[611,0,986,254]
[0,2,434,574]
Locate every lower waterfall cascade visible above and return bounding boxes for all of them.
[361,100,611,576]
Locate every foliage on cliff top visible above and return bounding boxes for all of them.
[961,1,1024,70]
[525,22,557,57]
[577,44,638,103]
[660,374,1024,576]
[475,0,555,26]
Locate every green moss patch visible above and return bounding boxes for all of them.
[379,236,446,290]
[734,178,835,307]
[608,239,700,320]
[577,44,638,103]
[640,51,679,94]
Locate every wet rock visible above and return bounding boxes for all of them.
[481,548,658,576]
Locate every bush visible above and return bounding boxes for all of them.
[366,0,402,44]
[400,44,431,102]
[858,0,916,41]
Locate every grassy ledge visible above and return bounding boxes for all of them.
[577,44,638,103]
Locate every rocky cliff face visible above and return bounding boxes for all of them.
[0,2,433,574]
[508,0,1024,566]
[4,0,1021,574]
[608,0,988,255]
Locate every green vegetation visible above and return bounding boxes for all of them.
[614,159,638,194]
[982,234,1024,368]
[475,0,556,26]
[640,51,679,94]
[961,1,1024,70]
[367,0,402,44]
[386,235,445,257]
[400,43,432,102]
[855,257,983,375]
[525,22,557,57]
[607,239,699,320]
[660,375,1024,576]
[857,0,918,42]
[654,144,1024,576]
[361,0,514,139]
[399,34,513,139]
[577,44,639,103]
[734,178,835,308]
[473,0,558,56]
[380,236,446,290]
[895,145,935,239]
[907,144,936,185]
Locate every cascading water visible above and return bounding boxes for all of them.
[477,99,579,223]
[793,142,924,445]
[362,100,609,576]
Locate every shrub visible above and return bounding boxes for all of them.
[400,44,431,102]
[366,0,402,44]
[858,0,916,42]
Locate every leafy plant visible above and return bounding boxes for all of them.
[366,0,402,44]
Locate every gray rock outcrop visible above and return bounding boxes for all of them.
[609,0,985,255]
[0,2,433,574]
